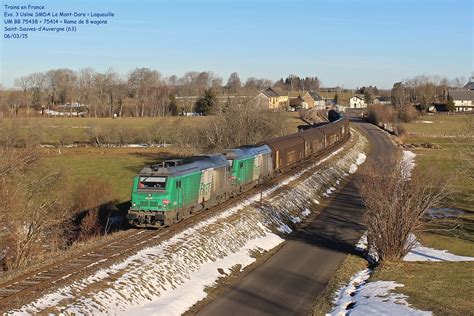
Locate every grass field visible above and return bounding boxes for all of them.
[400,115,473,211]
[0,116,214,144]
[367,114,474,314]
[1,112,301,145]
[38,147,183,203]
[371,261,474,315]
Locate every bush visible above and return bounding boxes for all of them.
[397,105,418,123]
[72,177,115,241]
[366,104,394,126]
[197,100,287,152]
[394,123,406,136]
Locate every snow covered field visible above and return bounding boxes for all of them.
[9,131,368,315]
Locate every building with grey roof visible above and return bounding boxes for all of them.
[448,90,474,112]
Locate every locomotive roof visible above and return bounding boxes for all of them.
[140,154,228,177]
[222,144,271,160]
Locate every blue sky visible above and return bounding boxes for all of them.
[1,0,473,88]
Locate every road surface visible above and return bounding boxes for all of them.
[196,119,396,316]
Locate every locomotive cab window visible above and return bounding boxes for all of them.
[138,176,166,190]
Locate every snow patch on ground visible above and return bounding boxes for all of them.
[330,279,432,316]
[289,216,301,223]
[349,164,358,174]
[349,152,366,174]
[404,242,474,262]
[330,267,432,315]
[402,150,416,178]
[356,153,367,165]
[277,224,293,234]
[418,120,434,124]
[356,232,474,262]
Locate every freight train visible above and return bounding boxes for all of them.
[127,112,350,228]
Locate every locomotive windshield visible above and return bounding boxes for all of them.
[138,176,166,190]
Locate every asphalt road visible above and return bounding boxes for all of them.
[196,119,396,316]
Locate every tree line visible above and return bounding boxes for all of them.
[1,69,324,118]
[391,75,467,110]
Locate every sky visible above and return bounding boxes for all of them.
[1,0,473,89]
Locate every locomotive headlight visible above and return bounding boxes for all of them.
[132,203,136,207]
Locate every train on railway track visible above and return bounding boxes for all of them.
[127,111,350,228]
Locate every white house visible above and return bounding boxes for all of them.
[449,90,474,112]
[349,95,366,108]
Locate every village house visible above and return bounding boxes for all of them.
[308,91,325,109]
[349,95,366,108]
[448,90,474,112]
[257,87,289,110]
[373,96,391,105]
[288,91,314,109]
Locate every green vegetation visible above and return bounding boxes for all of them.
[195,89,218,115]
[40,148,178,202]
[371,262,474,315]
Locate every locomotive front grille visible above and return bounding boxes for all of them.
[150,201,158,207]
[140,201,149,207]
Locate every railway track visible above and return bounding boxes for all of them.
[0,132,350,313]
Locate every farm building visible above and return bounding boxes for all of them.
[448,90,474,112]
[349,95,366,108]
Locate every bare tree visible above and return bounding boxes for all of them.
[226,72,242,94]
[198,99,287,151]
[77,68,96,117]
[127,68,162,117]
[14,72,45,117]
[356,158,448,263]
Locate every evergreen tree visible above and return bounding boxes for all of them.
[446,95,455,112]
[195,89,217,115]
